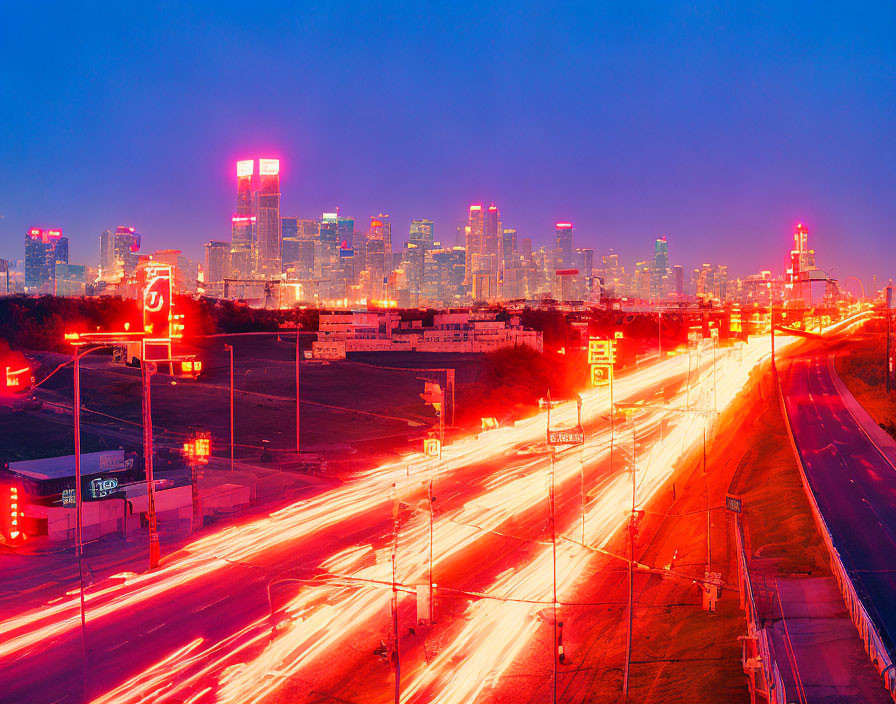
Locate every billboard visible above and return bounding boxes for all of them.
[139,264,173,338]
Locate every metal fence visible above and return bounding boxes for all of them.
[733,512,789,704]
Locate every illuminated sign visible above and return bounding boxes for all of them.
[588,338,615,387]
[588,339,615,365]
[140,265,173,337]
[481,417,499,430]
[548,429,585,446]
[555,223,573,229]
[259,158,280,175]
[591,364,612,386]
[62,489,76,507]
[423,438,440,457]
[237,159,254,177]
[90,477,120,499]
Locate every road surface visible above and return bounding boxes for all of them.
[0,335,787,704]
[781,354,896,668]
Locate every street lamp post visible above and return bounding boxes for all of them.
[224,344,234,472]
[72,353,89,704]
[296,323,302,454]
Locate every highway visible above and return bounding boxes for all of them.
[0,334,791,704]
[781,354,896,667]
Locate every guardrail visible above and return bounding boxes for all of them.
[777,374,896,701]
[733,513,789,703]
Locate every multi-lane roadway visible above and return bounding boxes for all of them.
[1,334,790,704]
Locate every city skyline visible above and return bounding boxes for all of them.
[1,2,895,282]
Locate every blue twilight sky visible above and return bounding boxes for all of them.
[1,1,894,286]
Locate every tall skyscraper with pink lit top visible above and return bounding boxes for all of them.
[229,158,281,277]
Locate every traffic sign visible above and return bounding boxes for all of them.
[591,364,612,387]
[548,428,585,446]
[725,494,743,514]
[423,438,440,457]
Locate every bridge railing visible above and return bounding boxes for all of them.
[733,513,789,704]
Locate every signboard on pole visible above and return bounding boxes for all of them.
[423,438,440,457]
[590,364,612,387]
[725,494,743,514]
[138,264,173,338]
[588,338,616,388]
[548,428,585,446]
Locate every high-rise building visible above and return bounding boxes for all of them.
[407,219,435,295]
[651,236,668,300]
[484,204,501,273]
[24,228,67,292]
[255,158,282,274]
[672,265,684,298]
[555,223,574,269]
[99,226,141,283]
[231,159,256,278]
[205,241,231,283]
[787,222,815,303]
[464,204,484,284]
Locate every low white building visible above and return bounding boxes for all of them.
[312,310,542,357]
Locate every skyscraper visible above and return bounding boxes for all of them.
[464,204,484,284]
[255,158,282,274]
[205,241,230,283]
[24,228,67,291]
[99,226,140,283]
[231,159,256,278]
[555,223,574,268]
[484,204,501,273]
[651,236,668,300]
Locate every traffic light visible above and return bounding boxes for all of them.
[420,382,443,414]
[0,483,26,547]
[183,432,212,465]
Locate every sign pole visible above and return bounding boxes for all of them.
[225,344,234,471]
[142,362,160,570]
[295,329,301,454]
[550,448,558,704]
[73,354,89,703]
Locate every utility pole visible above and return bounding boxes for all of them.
[550,447,558,704]
[390,483,401,704]
[623,414,637,702]
[704,425,711,571]
[428,478,435,624]
[72,355,89,703]
[886,286,892,394]
[224,344,234,472]
[296,328,302,454]
[142,361,160,570]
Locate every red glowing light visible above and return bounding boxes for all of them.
[469,204,482,211]
[555,223,573,229]
[29,229,41,236]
